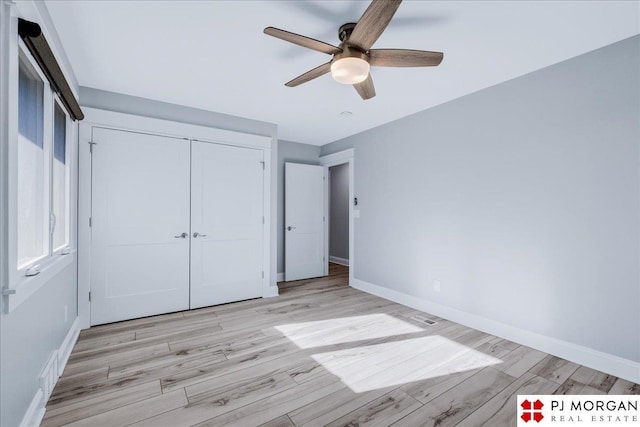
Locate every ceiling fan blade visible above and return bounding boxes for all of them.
[353,74,376,100]
[369,49,443,67]
[349,0,403,51]
[285,62,332,87]
[264,27,342,55]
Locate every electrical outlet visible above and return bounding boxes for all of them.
[64,305,68,322]
[433,280,441,292]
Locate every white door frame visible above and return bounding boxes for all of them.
[319,148,354,286]
[77,107,273,329]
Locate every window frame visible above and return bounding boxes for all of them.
[16,41,51,270]
[51,93,72,254]
[5,37,75,312]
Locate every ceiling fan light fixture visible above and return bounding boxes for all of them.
[331,57,370,84]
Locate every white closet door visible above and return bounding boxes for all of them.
[190,141,264,309]
[91,128,190,325]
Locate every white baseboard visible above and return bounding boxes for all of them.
[263,286,279,298]
[19,317,81,427]
[352,278,640,384]
[329,256,349,267]
[58,317,80,376]
[19,389,45,427]
[277,272,284,282]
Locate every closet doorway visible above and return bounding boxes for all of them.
[90,127,265,325]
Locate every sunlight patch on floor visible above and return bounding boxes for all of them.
[274,313,424,349]
[311,335,503,392]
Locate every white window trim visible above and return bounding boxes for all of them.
[4,31,76,313]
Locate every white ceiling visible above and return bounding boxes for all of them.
[45,1,639,145]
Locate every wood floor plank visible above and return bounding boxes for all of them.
[289,384,394,426]
[133,372,297,427]
[609,377,640,394]
[42,381,162,426]
[529,354,580,384]
[258,414,296,427]
[455,372,559,427]
[324,389,421,427]
[563,365,617,393]
[107,345,227,379]
[492,344,547,378]
[392,368,515,427]
[160,341,301,393]
[79,311,185,339]
[401,367,484,404]
[63,388,187,427]
[474,337,520,360]
[72,331,136,353]
[134,318,222,340]
[52,366,109,393]
[188,374,345,427]
[554,379,607,395]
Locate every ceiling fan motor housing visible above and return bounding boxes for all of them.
[333,44,370,65]
[338,22,358,42]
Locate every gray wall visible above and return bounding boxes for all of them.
[321,35,640,363]
[277,140,321,276]
[1,2,80,425]
[1,265,78,427]
[329,163,349,261]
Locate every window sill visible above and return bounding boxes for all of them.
[5,250,76,313]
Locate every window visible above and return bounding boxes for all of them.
[15,45,71,273]
[52,100,69,251]
[17,53,47,268]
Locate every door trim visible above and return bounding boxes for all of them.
[320,148,354,287]
[77,108,273,329]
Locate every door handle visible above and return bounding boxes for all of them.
[174,232,188,238]
[287,226,296,231]
[193,232,207,238]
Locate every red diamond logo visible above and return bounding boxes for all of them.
[521,399,544,423]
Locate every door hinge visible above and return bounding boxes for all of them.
[262,216,265,224]
[323,216,325,222]
[88,141,97,153]
[89,217,92,227]
[262,271,264,279]
[2,288,16,296]
[259,161,265,170]
[88,291,91,302]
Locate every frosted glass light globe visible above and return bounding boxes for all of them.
[331,57,370,84]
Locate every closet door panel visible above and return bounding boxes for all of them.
[91,128,190,325]
[190,141,263,309]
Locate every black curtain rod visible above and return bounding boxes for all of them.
[18,18,84,121]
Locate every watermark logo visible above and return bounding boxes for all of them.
[517,395,639,426]
[521,399,544,423]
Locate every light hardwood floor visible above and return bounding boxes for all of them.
[44,264,639,426]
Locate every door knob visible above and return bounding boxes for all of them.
[174,232,188,238]
[193,232,207,238]
[287,226,296,231]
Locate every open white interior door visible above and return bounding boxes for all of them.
[285,162,325,281]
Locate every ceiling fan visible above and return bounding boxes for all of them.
[264,0,443,100]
